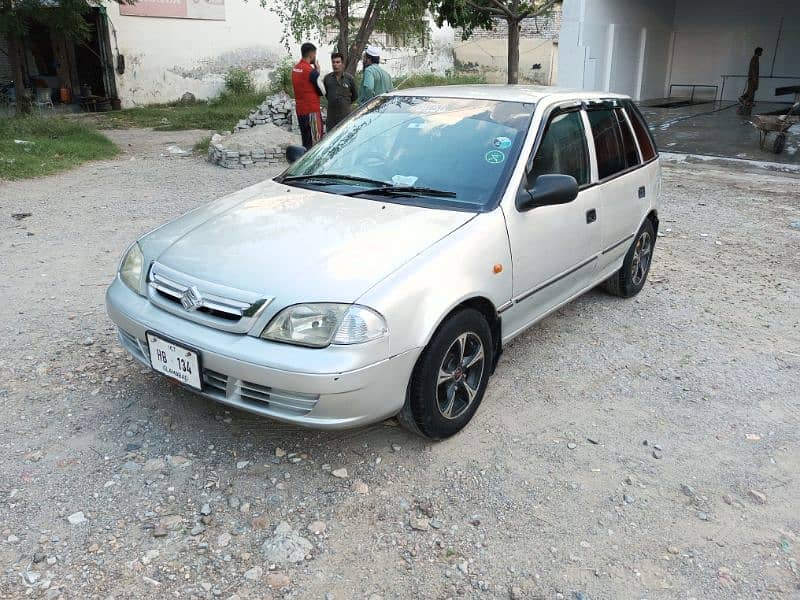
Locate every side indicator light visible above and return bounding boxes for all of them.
[493,264,503,274]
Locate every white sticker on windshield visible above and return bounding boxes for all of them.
[485,150,505,165]
[392,175,418,186]
[408,102,446,114]
[493,136,512,149]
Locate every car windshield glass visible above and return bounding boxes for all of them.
[280,95,535,210]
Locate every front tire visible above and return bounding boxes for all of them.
[398,309,494,440]
[604,220,655,298]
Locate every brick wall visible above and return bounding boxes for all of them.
[458,4,562,41]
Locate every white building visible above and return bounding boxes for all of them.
[1,1,454,108]
[558,0,800,102]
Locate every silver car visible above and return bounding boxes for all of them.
[107,86,660,439]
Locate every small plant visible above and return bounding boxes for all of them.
[224,68,255,96]
[268,59,295,98]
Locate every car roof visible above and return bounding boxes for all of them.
[388,84,630,104]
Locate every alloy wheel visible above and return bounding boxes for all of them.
[631,230,652,286]
[436,332,485,420]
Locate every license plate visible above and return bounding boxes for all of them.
[146,333,201,390]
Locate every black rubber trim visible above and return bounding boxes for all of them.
[601,233,635,255]
[514,255,598,304]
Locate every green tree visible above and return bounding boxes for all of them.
[432,0,559,84]
[0,0,130,115]
[261,0,429,75]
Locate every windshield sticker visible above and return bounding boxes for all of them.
[485,150,506,165]
[408,102,447,114]
[391,175,418,186]
[493,136,512,149]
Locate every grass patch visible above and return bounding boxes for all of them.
[0,117,118,180]
[394,73,486,89]
[194,135,212,154]
[97,90,267,132]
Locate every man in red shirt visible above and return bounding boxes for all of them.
[292,42,324,150]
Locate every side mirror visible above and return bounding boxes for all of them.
[516,174,579,212]
[285,145,307,164]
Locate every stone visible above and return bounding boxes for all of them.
[190,524,206,536]
[410,516,430,531]
[152,526,168,538]
[180,92,196,104]
[391,444,402,452]
[308,520,327,535]
[200,503,212,516]
[267,573,290,588]
[236,461,250,469]
[567,442,577,450]
[352,480,369,495]
[652,449,663,459]
[251,516,270,530]
[697,511,710,521]
[122,460,141,473]
[747,489,767,504]
[217,533,232,547]
[260,521,313,563]
[680,483,696,497]
[168,455,191,468]
[228,496,241,509]
[6,535,19,543]
[510,586,523,599]
[143,458,165,472]
[81,337,94,346]
[458,561,469,575]
[623,494,635,504]
[331,468,348,479]
[243,566,263,581]
[67,511,86,525]
[668,546,680,554]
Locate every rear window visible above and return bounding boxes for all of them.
[625,102,657,161]
[587,109,626,179]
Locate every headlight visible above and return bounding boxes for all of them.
[261,303,387,348]
[119,242,144,293]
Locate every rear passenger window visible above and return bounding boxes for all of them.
[615,109,640,169]
[529,110,589,186]
[625,102,657,161]
[587,109,626,179]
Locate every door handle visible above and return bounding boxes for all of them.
[638,186,646,199]
[586,209,597,224]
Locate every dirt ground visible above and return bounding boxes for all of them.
[1,129,798,600]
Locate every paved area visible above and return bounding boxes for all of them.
[642,101,800,164]
[1,129,799,599]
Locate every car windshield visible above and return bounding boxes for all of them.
[279,95,535,211]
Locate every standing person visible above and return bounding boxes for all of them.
[359,45,393,105]
[738,47,763,111]
[292,42,325,150]
[323,53,358,130]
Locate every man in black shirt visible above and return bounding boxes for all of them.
[323,53,358,131]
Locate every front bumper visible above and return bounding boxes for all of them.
[106,278,420,429]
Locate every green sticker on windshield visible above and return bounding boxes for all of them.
[485,150,505,165]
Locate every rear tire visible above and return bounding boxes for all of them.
[399,308,494,440]
[604,220,656,298]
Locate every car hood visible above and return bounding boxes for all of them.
[150,180,476,304]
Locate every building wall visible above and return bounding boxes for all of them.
[453,6,561,85]
[560,0,800,101]
[559,0,675,99]
[107,5,454,106]
[670,0,800,101]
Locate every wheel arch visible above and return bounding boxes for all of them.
[424,296,503,374]
[645,209,659,235]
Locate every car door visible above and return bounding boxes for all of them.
[501,103,603,338]
[584,102,648,274]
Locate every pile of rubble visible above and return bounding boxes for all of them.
[208,92,307,169]
[207,123,299,169]
[235,92,297,132]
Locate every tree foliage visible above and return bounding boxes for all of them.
[431,0,559,84]
[260,0,429,75]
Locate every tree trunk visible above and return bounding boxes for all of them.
[334,0,349,59]
[344,0,384,76]
[507,17,521,85]
[7,28,31,115]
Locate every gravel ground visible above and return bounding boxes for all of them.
[1,129,799,600]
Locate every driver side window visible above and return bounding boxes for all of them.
[529,110,589,186]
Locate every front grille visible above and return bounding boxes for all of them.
[203,368,319,416]
[147,263,272,334]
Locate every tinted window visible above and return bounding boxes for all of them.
[529,110,589,186]
[625,102,657,161]
[615,109,640,168]
[587,109,626,179]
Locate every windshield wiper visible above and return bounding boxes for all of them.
[278,173,390,187]
[345,185,457,198]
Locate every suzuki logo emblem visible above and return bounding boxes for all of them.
[180,286,204,311]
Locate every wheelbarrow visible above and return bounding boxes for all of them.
[751,101,799,154]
